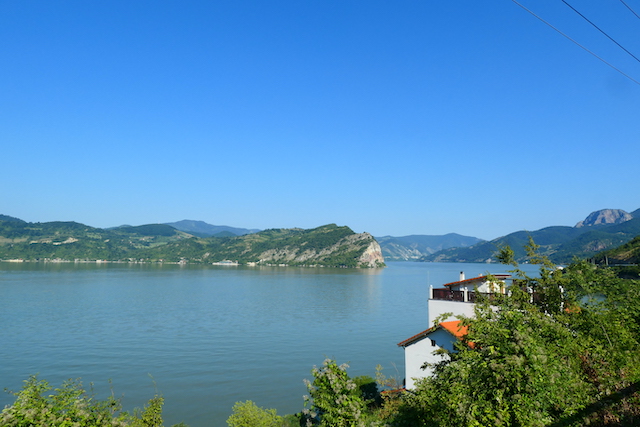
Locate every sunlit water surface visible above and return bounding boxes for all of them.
[0,261,539,426]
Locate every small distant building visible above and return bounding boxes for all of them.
[398,271,512,389]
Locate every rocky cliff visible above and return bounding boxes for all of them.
[576,209,633,227]
[352,233,385,267]
[249,229,385,268]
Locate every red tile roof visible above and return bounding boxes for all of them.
[439,320,468,340]
[442,274,511,288]
[440,320,475,348]
[398,320,475,348]
[397,326,436,347]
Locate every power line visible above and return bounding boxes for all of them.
[561,0,640,63]
[510,0,640,86]
[619,0,640,21]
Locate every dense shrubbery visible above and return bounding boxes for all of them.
[0,376,174,427]
[302,359,367,426]
[394,244,640,426]
[226,401,284,427]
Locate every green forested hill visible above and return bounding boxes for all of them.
[422,217,640,264]
[0,218,384,268]
[135,224,384,267]
[0,219,193,261]
[594,235,640,265]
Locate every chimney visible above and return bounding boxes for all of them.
[460,271,465,281]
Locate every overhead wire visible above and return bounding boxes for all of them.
[619,0,640,21]
[510,0,640,86]
[561,0,640,63]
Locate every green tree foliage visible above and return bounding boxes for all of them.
[352,375,380,407]
[303,359,367,427]
[130,395,165,427]
[390,241,640,427]
[594,235,640,266]
[117,224,178,237]
[395,294,591,426]
[226,400,283,427]
[0,376,171,427]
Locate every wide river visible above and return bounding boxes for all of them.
[0,261,539,426]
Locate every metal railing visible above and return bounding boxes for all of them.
[431,288,540,304]
[467,291,497,303]
[432,288,465,302]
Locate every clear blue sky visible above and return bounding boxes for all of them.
[1,1,639,240]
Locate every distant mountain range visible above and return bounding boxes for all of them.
[164,220,260,237]
[375,234,483,261]
[2,207,638,265]
[421,208,640,264]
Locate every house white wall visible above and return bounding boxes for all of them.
[400,298,475,389]
[447,275,511,294]
[427,298,475,325]
[403,328,458,389]
[402,274,511,389]
[404,335,439,389]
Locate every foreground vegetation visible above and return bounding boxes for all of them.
[0,376,184,427]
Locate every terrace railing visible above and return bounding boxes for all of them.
[467,291,497,303]
[431,288,541,304]
[432,288,465,302]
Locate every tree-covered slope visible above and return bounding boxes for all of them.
[422,218,640,264]
[0,219,193,261]
[593,234,640,265]
[420,226,582,263]
[136,224,385,268]
[0,218,384,268]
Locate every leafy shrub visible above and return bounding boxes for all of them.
[303,359,366,427]
[352,375,380,407]
[1,375,168,427]
[226,400,283,427]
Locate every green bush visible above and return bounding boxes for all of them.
[352,375,380,407]
[303,359,366,427]
[226,400,283,427]
[1,375,170,427]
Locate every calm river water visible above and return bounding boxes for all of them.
[0,261,539,426]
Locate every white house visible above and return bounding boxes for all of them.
[398,271,511,389]
[397,320,470,389]
[427,271,512,325]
